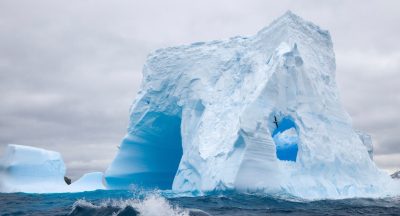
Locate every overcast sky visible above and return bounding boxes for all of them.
[0,0,399,180]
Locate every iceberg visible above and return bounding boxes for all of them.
[0,144,105,193]
[0,144,67,193]
[105,11,399,198]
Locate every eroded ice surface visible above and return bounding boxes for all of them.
[0,144,105,193]
[356,131,374,160]
[104,11,399,199]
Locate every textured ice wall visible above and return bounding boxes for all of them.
[356,131,373,160]
[105,11,399,198]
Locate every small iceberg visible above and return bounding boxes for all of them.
[0,144,105,193]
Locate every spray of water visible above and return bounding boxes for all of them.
[69,192,190,216]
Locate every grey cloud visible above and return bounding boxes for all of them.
[374,154,400,174]
[1,0,400,179]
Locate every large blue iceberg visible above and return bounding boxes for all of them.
[1,12,397,198]
[105,11,399,198]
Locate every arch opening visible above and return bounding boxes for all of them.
[106,112,183,189]
[271,116,299,162]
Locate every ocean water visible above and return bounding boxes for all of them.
[1,190,399,216]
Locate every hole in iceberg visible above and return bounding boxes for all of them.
[271,116,299,162]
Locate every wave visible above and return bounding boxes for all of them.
[68,192,210,216]
[1,189,399,216]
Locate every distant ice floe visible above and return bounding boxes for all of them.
[0,144,105,193]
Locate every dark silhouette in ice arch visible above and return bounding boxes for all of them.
[272,117,298,162]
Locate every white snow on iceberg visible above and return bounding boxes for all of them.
[0,144,105,193]
[105,11,399,199]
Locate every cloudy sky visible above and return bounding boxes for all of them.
[0,0,399,180]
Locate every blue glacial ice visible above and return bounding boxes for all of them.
[105,114,183,190]
[105,11,399,199]
[0,144,105,193]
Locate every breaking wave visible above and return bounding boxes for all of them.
[1,189,399,215]
[68,192,210,216]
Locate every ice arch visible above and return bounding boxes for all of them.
[105,12,399,198]
[105,112,183,189]
[272,117,299,162]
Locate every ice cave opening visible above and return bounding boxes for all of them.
[136,113,183,189]
[107,112,183,190]
[271,116,299,162]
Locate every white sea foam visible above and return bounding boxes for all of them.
[70,193,189,216]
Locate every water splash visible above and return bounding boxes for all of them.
[69,192,191,216]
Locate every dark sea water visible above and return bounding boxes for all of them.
[1,190,399,216]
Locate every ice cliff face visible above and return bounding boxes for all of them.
[356,131,373,160]
[0,144,105,193]
[105,11,399,198]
